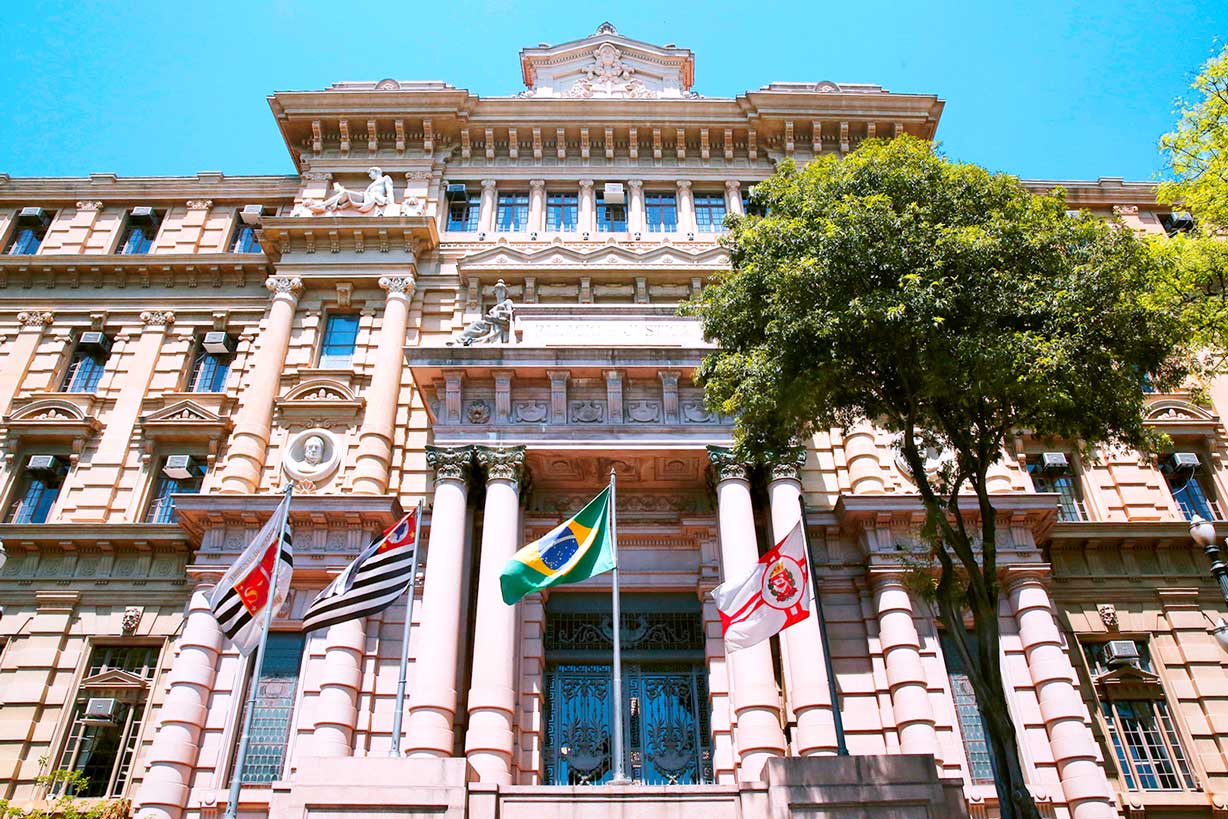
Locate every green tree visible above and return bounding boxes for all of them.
[1159,44,1228,231]
[687,136,1183,819]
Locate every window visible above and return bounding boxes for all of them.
[693,193,727,232]
[145,456,205,523]
[1081,641,1197,792]
[5,455,68,524]
[495,192,529,232]
[54,644,161,798]
[237,632,306,784]
[231,223,262,254]
[318,314,359,368]
[645,193,677,232]
[117,208,162,255]
[597,191,627,232]
[1027,455,1087,521]
[742,185,767,217]
[188,336,232,393]
[6,208,53,255]
[1162,454,1220,520]
[940,633,995,785]
[447,191,481,232]
[546,192,578,232]
[62,333,111,393]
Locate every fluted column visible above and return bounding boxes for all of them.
[627,179,645,235]
[766,449,839,756]
[578,179,596,235]
[676,180,697,235]
[311,618,365,757]
[219,276,302,494]
[871,570,939,756]
[406,446,474,757]
[0,311,54,416]
[1008,569,1115,819]
[529,179,546,233]
[478,180,497,234]
[707,446,787,782]
[725,180,744,217]
[351,275,415,495]
[134,585,223,819]
[464,446,527,784]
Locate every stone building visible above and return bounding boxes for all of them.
[0,22,1222,819]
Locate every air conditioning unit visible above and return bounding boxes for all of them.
[445,183,469,201]
[1040,452,1069,470]
[77,331,112,356]
[239,204,266,225]
[26,455,61,473]
[130,206,157,220]
[17,206,50,226]
[1103,640,1141,668]
[163,454,197,481]
[1164,211,1195,235]
[603,182,625,204]
[202,331,233,355]
[1064,209,1081,219]
[1167,452,1202,471]
[82,697,120,724]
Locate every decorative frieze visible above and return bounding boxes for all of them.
[476,445,527,484]
[75,200,103,212]
[186,199,213,211]
[425,445,474,483]
[140,310,175,326]
[17,311,53,327]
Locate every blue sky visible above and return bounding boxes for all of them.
[0,1,1223,182]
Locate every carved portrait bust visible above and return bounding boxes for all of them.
[282,427,343,483]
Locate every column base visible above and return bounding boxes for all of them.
[269,757,473,819]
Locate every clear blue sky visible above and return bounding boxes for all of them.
[1,0,1223,182]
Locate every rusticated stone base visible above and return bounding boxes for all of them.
[760,755,969,819]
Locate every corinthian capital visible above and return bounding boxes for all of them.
[707,445,751,483]
[765,446,808,483]
[426,445,474,483]
[140,310,176,326]
[17,311,54,328]
[476,445,527,484]
[379,275,416,298]
[265,276,304,298]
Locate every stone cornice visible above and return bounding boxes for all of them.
[0,253,273,292]
[0,522,190,550]
[0,173,300,203]
[172,493,404,541]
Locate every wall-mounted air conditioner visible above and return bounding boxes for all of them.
[82,697,120,724]
[1167,452,1202,471]
[202,331,233,355]
[26,455,61,473]
[1103,640,1140,668]
[163,454,197,481]
[603,182,625,204]
[77,331,112,356]
[239,204,266,225]
[1040,452,1069,470]
[445,184,469,201]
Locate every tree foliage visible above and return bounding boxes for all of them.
[1159,44,1228,231]
[687,135,1183,819]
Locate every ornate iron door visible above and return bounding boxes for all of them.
[544,662,713,785]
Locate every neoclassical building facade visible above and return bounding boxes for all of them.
[0,23,1223,819]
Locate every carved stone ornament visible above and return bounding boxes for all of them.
[707,445,752,483]
[379,275,416,298]
[265,276,304,298]
[466,400,492,424]
[140,311,175,326]
[185,199,213,211]
[767,447,808,482]
[476,445,527,484]
[281,427,343,484]
[450,278,514,346]
[1098,604,1119,630]
[75,200,103,212]
[292,166,410,217]
[17,311,53,327]
[121,606,144,635]
[567,43,653,99]
[425,445,474,483]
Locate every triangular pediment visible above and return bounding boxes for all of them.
[80,668,150,691]
[143,400,222,424]
[519,23,695,99]
[459,242,728,272]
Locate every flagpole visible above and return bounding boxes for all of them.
[390,498,424,757]
[224,482,294,819]
[608,469,631,784]
[797,493,848,756]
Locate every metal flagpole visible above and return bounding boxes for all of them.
[224,482,294,819]
[390,498,425,757]
[608,469,631,784]
[797,493,848,756]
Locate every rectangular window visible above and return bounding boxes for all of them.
[54,644,161,798]
[6,208,53,255]
[117,208,162,255]
[231,224,262,254]
[645,193,677,232]
[693,193,727,232]
[189,338,232,393]
[318,314,359,368]
[1163,454,1220,520]
[495,192,529,232]
[940,633,996,785]
[237,632,306,784]
[596,192,627,232]
[447,193,481,232]
[546,193,578,232]
[62,334,111,393]
[145,457,205,523]
[5,456,69,524]
[1026,456,1087,521]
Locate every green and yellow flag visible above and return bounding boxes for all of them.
[500,487,614,605]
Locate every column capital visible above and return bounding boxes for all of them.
[765,447,807,483]
[707,445,752,483]
[529,179,546,191]
[378,275,416,299]
[1004,565,1052,592]
[265,276,304,299]
[476,445,527,485]
[867,567,910,590]
[676,179,693,190]
[579,178,594,190]
[139,310,175,327]
[17,311,54,328]
[481,179,498,190]
[725,179,742,193]
[426,445,474,483]
[627,179,644,190]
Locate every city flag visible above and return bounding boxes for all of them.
[301,505,421,633]
[500,487,614,605]
[209,494,294,655]
[712,521,810,652]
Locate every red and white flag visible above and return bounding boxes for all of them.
[712,521,810,652]
[208,493,293,655]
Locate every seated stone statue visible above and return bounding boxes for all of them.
[303,167,397,215]
[452,280,514,346]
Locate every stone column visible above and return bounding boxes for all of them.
[464,446,527,784]
[478,179,498,234]
[766,449,839,756]
[135,585,223,819]
[351,275,416,495]
[406,446,474,757]
[218,276,302,494]
[0,311,54,416]
[311,618,365,757]
[676,180,697,235]
[578,179,596,235]
[627,179,645,236]
[844,424,885,494]
[1008,569,1115,819]
[725,180,744,217]
[871,570,940,756]
[707,446,787,782]
[529,179,547,233]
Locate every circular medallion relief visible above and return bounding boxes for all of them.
[281,428,343,483]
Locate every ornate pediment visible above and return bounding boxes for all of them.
[275,378,364,425]
[458,242,728,273]
[79,668,151,698]
[519,24,696,99]
[137,398,233,464]
[142,399,222,424]
[1,395,103,462]
[1094,665,1165,700]
[1144,398,1217,424]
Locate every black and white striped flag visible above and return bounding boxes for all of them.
[208,493,294,655]
[302,503,421,633]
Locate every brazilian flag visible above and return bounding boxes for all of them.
[500,487,614,604]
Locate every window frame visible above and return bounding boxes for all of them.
[230,219,262,254]
[494,192,530,233]
[187,337,233,393]
[545,192,579,232]
[61,337,110,393]
[229,631,308,785]
[596,191,627,233]
[644,192,678,233]
[1025,455,1089,521]
[446,192,481,232]
[693,193,727,233]
[1161,452,1222,521]
[144,456,206,524]
[115,210,164,256]
[4,454,70,524]
[5,209,54,256]
[316,313,361,369]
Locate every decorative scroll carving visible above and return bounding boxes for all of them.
[627,400,662,423]
[139,311,175,326]
[425,445,474,483]
[379,275,416,298]
[680,400,716,424]
[17,311,53,327]
[512,401,549,423]
[466,400,492,424]
[766,447,808,482]
[570,400,605,424]
[707,445,751,483]
[75,200,103,212]
[265,276,304,297]
[185,199,213,211]
[476,445,527,484]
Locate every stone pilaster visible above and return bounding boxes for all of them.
[478,180,498,234]
[725,180,744,216]
[676,179,697,235]
[529,179,546,233]
[870,570,939,757]
[0,311,53,417]
[578,179,596,235]
[627,179,645,235]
